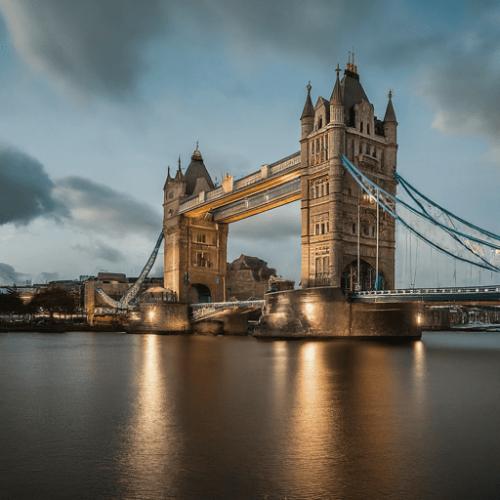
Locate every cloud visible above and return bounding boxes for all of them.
[54,176,162,237]
[423,32,500,142]
[0,146,68,226]
[0,262,28,285]
[0,0,389,98]
[36,272,59,283]
[0,0,167,97]
[73,239,124,263]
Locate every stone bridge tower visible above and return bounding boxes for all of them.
[163,147,228,303]
[300,57,398,290]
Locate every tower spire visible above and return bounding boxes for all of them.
[300,81,314,119]
[330,64,343,104]
[175,155,184,181]
[167,165,172,182]
[384,89,397,123]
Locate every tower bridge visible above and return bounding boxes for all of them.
[163,58,398,306]
[104,54,500,337]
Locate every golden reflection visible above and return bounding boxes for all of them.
[412,340,427,412]
[272,341,288,412]
[286,341,332,490]
[118,335,179,497]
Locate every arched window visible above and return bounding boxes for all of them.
[321,223,325,234]
[316,258,322,274]
[326,182,330,195]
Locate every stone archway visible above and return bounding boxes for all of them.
[187,283,212,304]
[341,260,378,292]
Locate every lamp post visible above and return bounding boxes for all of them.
[357,191,380,291]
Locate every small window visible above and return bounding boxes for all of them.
[352,223,356,234]
[360,121,364,133]
[371,226,375,237]
[367,124,370,135]
[326,182,330,195]
[318,117,323,129]
[321,223,325,234]
[326,222,329,232]
[315,224,319,235]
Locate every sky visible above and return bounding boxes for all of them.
[0,0,499,288]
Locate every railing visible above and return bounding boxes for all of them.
[245,178,301,209]
[190,300,265,321]
[233,172,262,190]
[268,153,301,175]
[351,285,500,297]
[212,178,301,221]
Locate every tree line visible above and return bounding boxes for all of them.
[0,287,78,321]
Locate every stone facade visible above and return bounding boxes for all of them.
[225,254,277,301]
[162,57,398,299]
[163,149,228,303]
[300,58,397,290]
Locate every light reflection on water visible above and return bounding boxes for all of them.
[0,332,499,500]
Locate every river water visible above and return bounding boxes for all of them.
[0,331,499,500]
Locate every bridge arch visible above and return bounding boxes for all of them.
[341,259,377,292]
[187,283,211,304]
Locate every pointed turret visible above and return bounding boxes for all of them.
[163,165,173,193]
[383,90,398,171]
[383,90,397,123]
[301,82,314,119]
[174,156,184,181]
[184,144,214,196]
[330,65,343,104]
[300,82,314,139]
[330,64,344,124]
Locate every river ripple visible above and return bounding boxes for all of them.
[0,331,499,500]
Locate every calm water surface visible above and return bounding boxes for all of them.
[0,331,499,500]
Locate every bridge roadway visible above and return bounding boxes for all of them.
[349,285,500,305]
[190,286,500,322]
[190,300,265,322]
[179,152,302,222]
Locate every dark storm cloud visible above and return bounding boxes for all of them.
[73,240,124,263]
[0,0,167,97]
[37,272,59,283]
[0,263,27,285]
[0,146,68,226]
[0,0,386,97]
[54,176,162,237]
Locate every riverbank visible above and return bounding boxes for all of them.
[0,323,124,333]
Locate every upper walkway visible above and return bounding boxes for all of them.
[179,152,302,222]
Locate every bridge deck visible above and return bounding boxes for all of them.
[349,285,500,304]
